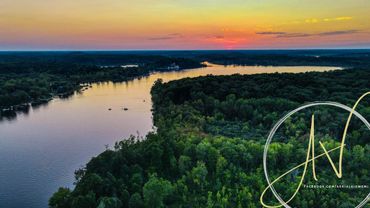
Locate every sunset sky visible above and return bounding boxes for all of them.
[1,0,369,50]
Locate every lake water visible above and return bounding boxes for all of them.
[0,63,340,207]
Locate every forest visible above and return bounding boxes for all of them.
[0,52,204,118]
[49,64,370,207]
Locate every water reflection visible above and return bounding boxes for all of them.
[0,64,340,208]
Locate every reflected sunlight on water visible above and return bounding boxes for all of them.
[0,64,340,208]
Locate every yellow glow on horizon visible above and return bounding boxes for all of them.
[0,0,369,49]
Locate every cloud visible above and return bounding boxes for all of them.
[305,18,319,23]
[256,31,309,38]
[279,16,353,26]
[167,33,182,36]
[306,16,353,24]
[147,33,182,40]
[255,31,286,35]
[317,29,359,36]
[324,16,353,22]
[214,35,224,39]
[277,33,311,38]
[256,29,360,38]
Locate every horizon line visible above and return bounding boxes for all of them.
[1,48,370,52]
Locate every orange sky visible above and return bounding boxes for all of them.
[0,0,369,50]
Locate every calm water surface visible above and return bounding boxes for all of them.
[0,64,340,207]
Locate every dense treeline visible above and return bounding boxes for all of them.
[194,50,370,67]
[2,50,370,114]
[50,68,370,207]
[2,50,370,112]
[0,53,204,114]
[196,53,370,67]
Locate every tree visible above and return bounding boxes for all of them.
[97,197,122,208]
[71,192,96,208]
[128,193,144,208]
[49,187,72,208]
[178,155,192,174]
[189,161,208,190]
[143,174,173,208]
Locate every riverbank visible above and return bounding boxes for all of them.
[0,54,205,119]
[2,50,369,115]
[0,63,343,208]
